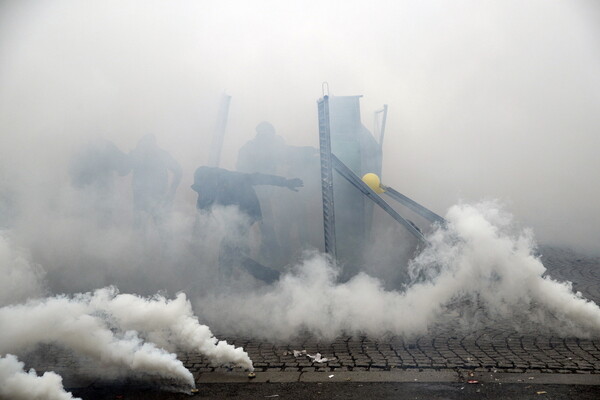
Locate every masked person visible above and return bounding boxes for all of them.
[191,166,302,284]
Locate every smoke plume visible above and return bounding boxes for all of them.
[0,354,78,400]
[0,286,253,394]
[196,201,600,340]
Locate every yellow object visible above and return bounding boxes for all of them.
[362,173,385,194]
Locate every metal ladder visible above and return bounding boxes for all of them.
[317,96,337,263]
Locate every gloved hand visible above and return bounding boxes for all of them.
[285,178,304,192]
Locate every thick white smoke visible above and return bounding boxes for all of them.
[0,354,79,400]
[197,201,600,340]
[0,286,253,395]
[90,287,253,370]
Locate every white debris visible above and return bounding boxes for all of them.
[307,353,329,363]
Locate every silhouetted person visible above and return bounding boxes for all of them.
[236,121,286,174]
[69,138,130,225]
[191,166,302,283]
[279,145,322,253]
[70,138,130,190]
[236,121,292,264]
[130,134,182,230]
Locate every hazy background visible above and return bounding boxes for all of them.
[1,0,599,261]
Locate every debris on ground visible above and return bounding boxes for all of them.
[290,349,335,363]
[292,350,306,357]
[308,353,330,363]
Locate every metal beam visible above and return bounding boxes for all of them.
[384,187,446,225]
[318,96,338,261]
[331,154,426,242]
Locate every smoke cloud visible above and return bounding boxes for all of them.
[196,201,600,340]
[1,0,600,396]
[0,354,78,400]
[0,286,253,393]
[1,0,599,254]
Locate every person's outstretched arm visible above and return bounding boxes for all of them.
[247,172,303,191]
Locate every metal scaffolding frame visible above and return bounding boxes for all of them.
[318,95,445,265]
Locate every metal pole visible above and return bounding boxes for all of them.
[208,93,231,167]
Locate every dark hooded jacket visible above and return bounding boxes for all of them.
[191,167,291,223]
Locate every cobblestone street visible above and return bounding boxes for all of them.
[172,247,600,377]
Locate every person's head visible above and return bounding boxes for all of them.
[135,134,157,152]
[255,121,276,140]
[191,166,221,193]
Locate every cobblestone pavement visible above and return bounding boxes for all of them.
[178,247,600,376]
[18,247,600,385]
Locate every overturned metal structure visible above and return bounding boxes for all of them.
[317,94,444,273]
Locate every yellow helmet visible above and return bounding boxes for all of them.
[362,173,386,194]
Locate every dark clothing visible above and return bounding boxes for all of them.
[69,139,130,189]
[236,133,286,175]
[191,167,290,223]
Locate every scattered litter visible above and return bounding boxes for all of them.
[292,349,308,357]
[460,387,464,390]
[467,379,479,384]
[248,372,256,379]
[528,377,535,380]
[308,353,329,363]
[291,349,335,363]
[190,388,199,393]
[328,374,335,378]
[536,391,547,395]
[264,395,279,398]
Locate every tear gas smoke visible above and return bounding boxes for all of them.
[0,354,78,400]
[1,1,600,396]
[91,288,253,370]
[197,201,600,340]
[0,286,253,393]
